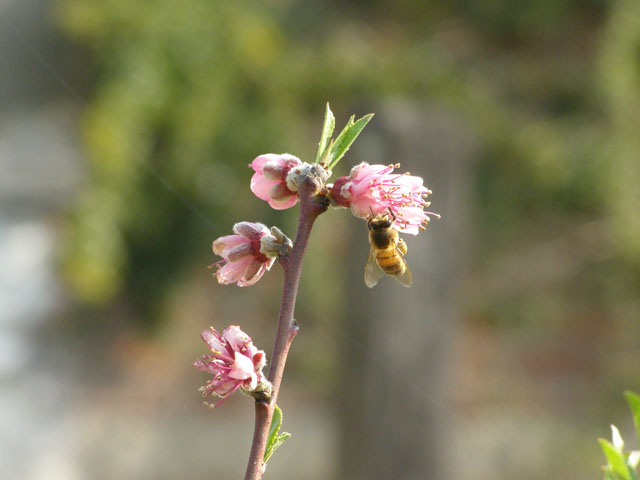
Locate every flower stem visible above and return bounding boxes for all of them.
[243,179,328,480]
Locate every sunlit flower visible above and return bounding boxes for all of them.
[250,154,303,210]
[193,325,269,407]
[330,162,439,234]
[211,222,278,286]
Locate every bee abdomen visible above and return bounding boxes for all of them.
[377,251,405,275]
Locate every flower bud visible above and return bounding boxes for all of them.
[260,226,293,258]
[211,222,276,286]
[250,154,302,210]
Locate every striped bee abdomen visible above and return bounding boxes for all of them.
[376,250,406,275]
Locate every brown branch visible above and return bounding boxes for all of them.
[243,178,328,480]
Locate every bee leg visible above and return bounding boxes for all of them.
[397,238,408,256]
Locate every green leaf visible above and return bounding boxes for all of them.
[605,469,631,480]
[314,103,335,163]
[263,405,291,466]
[324,113,374,169]
[266,405,283,453]
[625,391,640,444]
[605,469,619,480]
[269,432,291,460]
[600,438,632,480]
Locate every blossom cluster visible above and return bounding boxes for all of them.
[198,111,438,408]
[211,154,437,288]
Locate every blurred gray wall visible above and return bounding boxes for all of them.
[1,1,84,478]
[338,101,473,480]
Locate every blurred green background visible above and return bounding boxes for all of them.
[1,0,639,478]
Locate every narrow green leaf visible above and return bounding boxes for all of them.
[264,405,283,462]
[600,439,632,480]
[325,113,374,169]
[263,405,291,467]
[625,391,640,444]
[266,432,291,463]
[314,103,335,163]
[605,469,618,480]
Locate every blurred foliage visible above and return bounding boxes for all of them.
[599,392,640,480]
[54,0,640,341]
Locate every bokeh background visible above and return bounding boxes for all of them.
[2,0,640,478]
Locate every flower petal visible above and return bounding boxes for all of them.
[268,194,299,210]
[229,351,254,380]
[226,242,253,261]
[270,182,295,201]
[250,174,280,202]
[250,154,283,173]
[238,260,268,287]
[233,221,269,239]
[212,235,247,256]
[223,325,252,350]
[217,257,252,284]
[200,329,226,353]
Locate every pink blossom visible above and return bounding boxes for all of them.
[250,154,302,210]
[330,162,439,235]
[211,222,276,286]
[193,325,268,407]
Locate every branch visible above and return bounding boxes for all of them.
[243,178,328,480]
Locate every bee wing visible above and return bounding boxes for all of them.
[364,247,384,288]
[394,247,413,288]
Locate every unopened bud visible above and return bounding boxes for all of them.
[260,227,293,258]
[247,378,273,403]
[286,162,332,194]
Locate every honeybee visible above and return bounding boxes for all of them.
[364,211,413,288]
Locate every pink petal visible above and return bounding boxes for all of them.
[350,175,378,198]
[262,160,289,180]
[265,257,276,270]
[233,221,269,240]
[350,197,385,218]
[279,153,302,169]
[193,357,215,372]
[404,175,425,189]
[253,351,266,370]
[223,325,252,350]
[250,154,283,173]
[354,163,387,180]
[226,242,253,261]
[268,194,299,210]
[245,372,258,391]
[217,257,252,284]
[200,329,226,353]
[242,257,264,283]
[395,223,419,235]
[213,235,248,257]
[213,379,241,397]
[398,207,425,224]
[250,173,280,202]
[229,351,254,380]
[238,261,268,286]
[270,182,294,201]
[348,162,369,179]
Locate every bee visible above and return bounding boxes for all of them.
[364,211,413,288]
